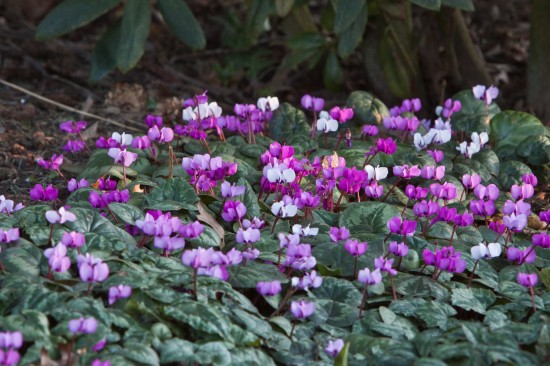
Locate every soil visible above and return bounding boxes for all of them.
[0,0,543,207]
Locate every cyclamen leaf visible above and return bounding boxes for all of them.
[144,177,199,212]
[451,288,496,314]
[116,0,151,72]
[36,0,120,40]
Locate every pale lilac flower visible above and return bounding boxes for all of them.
[291,270,323,291]
[0,331,23,349]
[67,178,89,192]
[511,184,534,200]
[503,213,527,232]
[364,165,388,181]
[271,196,298,218]
[0,195,24,214]
[36,153,64,170]
[507,247,536,265]
[77,253,109,283]
[388,241,409,257]
[357,267,382,285]
[108,148,138,167]
[472,85,499,104]
[256,280,282,296]
[301,95,324,112]
[325,339,345,358]
[374,256,397,276]
[45,207,76,224]
[68,317,97,334]
[220,181,246,198]
[393,164,421,179]
[278,233,300,249]
[290,300,316,319]
[0,228,19,244]
[225,248,243,265]
[147,126,174,143]
[344,239,368,257]
[44,243,71,273]
[316,116,338,133]
[257,96,280,113]
[236,227,261,244]
[462,174,481,189]
[108,285,132,305]
[329,227,350,242]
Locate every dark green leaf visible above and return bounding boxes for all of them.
[36,0,120,40]
[90,21,122,81]
[157,0,205,49]
[236,177,261,219]
[0,242,42,277]
[117,0,151,72]
[498,160,533,190]
[159,339,195,363]
[346,91,389,125]
[118,342,159,365]
[275,0,294,17]
[311,277,363,307]
[108,203,144,225]
[334,342,350,366]
[441,0,474,11]
[415,300,457,329]
[451,90,500,133]
[228,261,288,288]
[268,103,311,141]
[411,0,441,10]
[515,134,550,166]
[164,303,233,339]
[334,0,365,34]
[379,27,413,99]
[143,177,199,212]
[337,2,368,58]
[323,49,343,90]
[339,201,400,234]
[490,111,545,160]
[244,0,274,45]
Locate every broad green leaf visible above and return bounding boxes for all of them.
[451,90,500,133]
[490,111,545,160]
[411,0,441,10]
[0,310,51,344]
[311,277,363,307]
[192,342,233,365]
[230,348,275,366]
[36,0,120,40]
[118,342,159,365]
[379,27,413,99]
[159,339,195,363]
[483,310,509,330]
[157,0,205,49]
[441,0,474,11]
[415,300,457,330]
[393,273,449,299]
[236,178,261,219]
[337,2,368,58]
[283,32,328,70]
[346,91,389,125]
[108,202,144,225]
[0,242,42,277]
[498,160,533,190]
[164,303,233,339]
[228,261,288,288]
[339,201,400,234]
[324,49,343,90]
[313,299,359,327]
[451,288,496,314]
[515,134,550,166]
[117,0,151,72]
[143,177,199,212]
[268,103,311,141]
[312,239,379,277]
[334,0,365,34]
[90,21,122,81]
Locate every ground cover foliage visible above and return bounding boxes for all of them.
[1,87,550,365]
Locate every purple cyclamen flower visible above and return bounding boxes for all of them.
[44,243,71,273]
[220,181,246,198]
[421,165,445,180]
[256,280,282,296]
[0,331,23,349]
[387,217,416,236]
[376,137,397,155]
[469,200,495,217]
[522,173,538,186]
[344,239,368,257]
[434,247,467,273]
[179,221,204,239]
[533,232,550,249]
[181,247,215,269]
[325,339,345,358]
[61,231,86,248]
[67,178,89,192]
[30,184,58,201]
[60,120,87,134]
[472,85,499,105]
[0,349,20,366]
[474,184,499,200]
[362,125,378,136]
[278,233,300,249]
[63,139,86,153]
[108,148,138,167]
[221,200,247,222]
[145,114,163,128]
[510,184,534,200]
[236,227,261,244]
[427,149,444,163]
[225,248,243,265]
[405,185,428,200]
[285,243,316,271]
[291,270,323,291]
[46,207,76,224]
[68,317,98,334]
[393,164,421,179]
[517,272,538,288]
[388,241,409,257]
[462,173,481,189]
[148,125,174,143]
[243,217,265,229]
[0,228,20,244]
[330,106,354,123]
[131,135,151,149]
[413,200,439,217]
[357,267,382,285]
[290,300,316,319]
[36,153,64,170]
[507,247,536,265]
[430,182,457,200]
[503,213,527,232]
[454,211,474,227]
[329,227,350,242]
[77,254,109,283]
[374,256,397,276]
[108,285,132,305]
[301,94,324,112]
[92,338,107,352]
[364,182,384,198]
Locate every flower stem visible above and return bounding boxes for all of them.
[382,177,401,202]
[271,216,280,234]
[467,260,479,288]
[48,224,55,245]
[359,285,369,319]
[271,287,296,317]
[193,268,198,301]
[289,321,296,338]
[529,287,537,313]
[449,224,457,246]
[390,276,397,300]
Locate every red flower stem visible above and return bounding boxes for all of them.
[467,260,479,288]
[382,177,401,202]
[48,224,55,245]
[353,256,358,278]
[400,198,410,216]
[334,194,344,212]
[390,276,397,300]
[334,133,343,150]
[271,287,296,317]
[397,257,403,272]
[86,283,93,297]
[193,268,198,301]
[359,285,369,319]
[271,216,280,234]
[449,224,457,246]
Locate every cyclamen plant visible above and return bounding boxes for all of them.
[2,85,550,365]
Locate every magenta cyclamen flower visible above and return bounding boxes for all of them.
[344,239,368,257]
[44,243,71,273]
[421,165,445,180]
[0,331,23,349]
[61,231,86,248]
[256,280,282,296]
[108,285,132,305]
[221,200,247,222]
[387,217,416,237]
[533,232,550,249]
[462,173,481,189]
[376,137,397,155]
[148,125,174,143]
[522,173,538,186]
[145,114,163,128]
[393,164,421,179]
[29,184,58,201]
[0,349,20,366]
[36,153,64,170]
[0,228,20,244]
[60,120,87,134]
[179,221,204,239]
[291,270,323,291]
[329,226,350,242]
[510,184,534,200]
[63,139,86,153]
[325,339,345,358]
[46,207,76,224]
[427,149,444,163]
[290,300,316,319]
[388,241,409,257]
[474,184,499,201]
[357,267,382,285]
[374,256,397,276]
[405,185,428,200]
[507,247,536,265]
[77,254,109,283]
[469,200,496,217]
[91,359,111,366]
[67,178,89,192]
[68,317,98,334]
[517,272,538,288]
[413,200,439,217]
[453,211,474,227]
[330,106,354,123]
[362,125,379,136]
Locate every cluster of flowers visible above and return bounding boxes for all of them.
[181,246,243,280]
[96,132,139,167]
[0,332,23,366]
[181,154,238,192]
[135,210,204,255]
[60,120,87,153]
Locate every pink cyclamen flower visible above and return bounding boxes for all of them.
[393,164,421,179]
[60,120,87,134]
[388,241,409,257]
[374,256,397,276]
[427,149,444,163]
[0,331,23,349]
[0,195,24,214]
[145,114,163,128]
[220,181,246,198]
[290,300,316,319]
[517,272,538,288]
[92,338,107,352]
[462,173,481,189]
[67,178,89,192]
[472,85,499,105]
[236,227,261,244]
[325,339,345,358]
[91,360,110,366]
[362,125,378,136]
[148,125,174,143]
[0,228,20,244]
[63,139,86,153]
[256,280,282,296]
[533,232,550,249]
[0,349,20,366]
[77,254,109,283]
[44,243,71,273]
[510,184,534,200]
[301,95,324,112]
[357,267,382,285]
[329,227,350,242]
[291,271,323,291]
[522,173,538,186]
[376,137,397,155]
[107,148,138,167]
[344,239,368,257]
[330,106,354,123]
[68,317,98,334]
[221,200,247,222]
[36,153,64,170]
[61,231,86,248]
[131,135,151,149]
[108,285,132,305]
[507,247,536,265]
[45,207,76,224]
